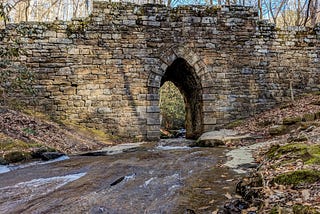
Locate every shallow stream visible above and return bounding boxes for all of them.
[0,139,243,213]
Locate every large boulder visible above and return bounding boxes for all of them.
[191,129,252,147]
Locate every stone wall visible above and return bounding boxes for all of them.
[0,2,319,140]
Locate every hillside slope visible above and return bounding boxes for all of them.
[0,107,115,163]
[227,93,320,213]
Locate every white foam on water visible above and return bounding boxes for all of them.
[0,172,86,213]
[1,172,86,190]
[168,184,181,191]
[39,155,70,165]
[0,165,10,174]
[124,173,136,181]
[0,155,70,175]
[156,145,190,151]
[143,177,155,187]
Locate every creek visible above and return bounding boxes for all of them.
[0,139,244,214]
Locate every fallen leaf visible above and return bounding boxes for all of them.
[224,192,232,199]
[209,199,215,204]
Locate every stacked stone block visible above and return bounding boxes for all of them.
[0,2,319,140]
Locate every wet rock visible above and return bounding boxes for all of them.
[0,157,8,165]
[219,199,249,214]
[287,134,308,143]
[110,176,125,186]
[31,147,53,159]
[0,108,7,113]
[80,142,145,156]
[238,163,259,169]
[191,129,251,147]
[89,206,116,214]
[184,208,196,214]
[191,139,224,147]
[41,152,65,161]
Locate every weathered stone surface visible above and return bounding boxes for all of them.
[41,152,65,161]
[0,2,319,140]
[269,125,287,135]
[192,129,252,147]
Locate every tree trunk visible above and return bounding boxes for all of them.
[25,0,30,21]
[258,0,263,19]
[311,0,318,25]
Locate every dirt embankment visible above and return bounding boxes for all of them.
[0,108,114,164]
[223,93,320,213]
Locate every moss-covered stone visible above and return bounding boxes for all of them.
[66,18,90,36]
[267,143,310,161]
[269,125,287,135]
[225,119,243,129]
[287,134,308,143]
[302,113,316,122]
[4,151,30,163]
[273,170,320,186]
[292,204,320,214]
[283,117,301,125]
[266,143,320,165]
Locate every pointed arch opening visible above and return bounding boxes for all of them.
[160,58,203,139]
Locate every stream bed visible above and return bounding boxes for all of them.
[0,139,244,214]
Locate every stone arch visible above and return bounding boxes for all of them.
[147,47,208,89]
[147,47,207,139]
[161,58,203,139]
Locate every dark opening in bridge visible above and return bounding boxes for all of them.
[160,58,203,139]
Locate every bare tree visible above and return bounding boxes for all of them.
[2,0,319,27]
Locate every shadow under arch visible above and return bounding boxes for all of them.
[161,58,203,139]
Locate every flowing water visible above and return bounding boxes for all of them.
[0,139,242,214]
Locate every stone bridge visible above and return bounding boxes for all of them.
[1,2,319,140]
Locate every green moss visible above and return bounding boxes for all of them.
[273,170,320,186]
[269,125,287,135]
[66,18,90,36]
[292,204,320,214]
[4,151,30,163]
[266,143,320,165]
[204,5,221,15]
[269,206,280,214]
[0,134,56,163]
[306,145,320,164]
[302,113,316,122]
[22,127,37,135]
[46,22,61,31]
[225,119,243,129]
[266,144,281,159]
[0,138,30,151]
[60,120,113,145]
[283,116,301,125]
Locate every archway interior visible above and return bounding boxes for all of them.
[160,58,203,139]
[159,81,186,135]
